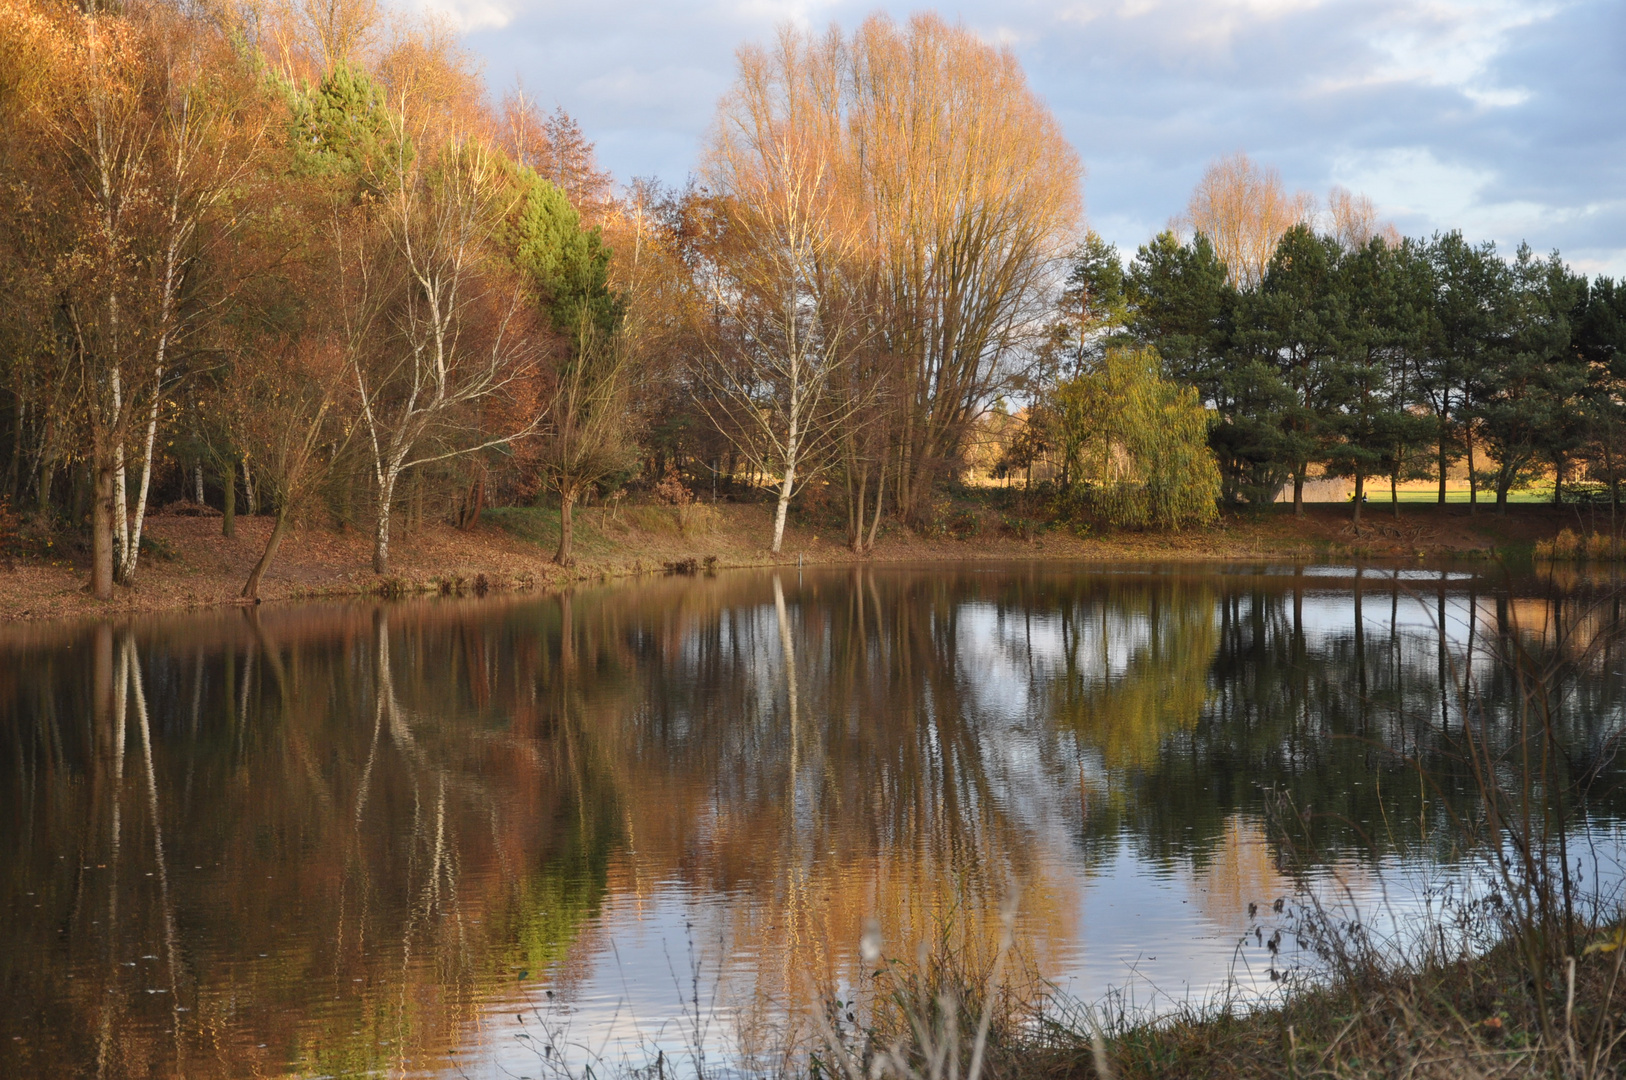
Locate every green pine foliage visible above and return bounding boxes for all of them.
[286,62,407,189]
[1106,221,1624,514]
[510,168,618,344]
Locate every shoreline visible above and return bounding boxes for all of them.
[0,499,1594,625]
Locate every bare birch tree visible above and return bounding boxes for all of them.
[698,26,872,554]
[48,10,157,601]
[1325,184,1400,252]
[351,120,539,574]
[111,16,266,586]
[36,4,264,596]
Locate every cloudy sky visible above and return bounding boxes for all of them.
[425,0,1624,275]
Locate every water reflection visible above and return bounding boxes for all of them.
[1,564,1624,1077]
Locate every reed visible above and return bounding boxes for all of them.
[1536,529,1625,563]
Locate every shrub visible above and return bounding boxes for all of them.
[948,507,985,539]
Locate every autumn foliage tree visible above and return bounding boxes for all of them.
[696,14,1081,546]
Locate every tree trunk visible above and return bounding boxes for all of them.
[92,452,115,600]
[1466,424,1477,513]
[554,490,576,566]
[118,378,163,585]
[242,507,291,601]
[243,458,257,515]
[848,467,866,553]
[113,370,129,575]
[1352,471,1364,524]
[1292,470,1304,517]
[771,423,799,554]
[373,469,398,575]
[5,388,21,498]
[773,458,799,556]
[1391,471,1399,518]
[458,471,484,530]
[866,458,885,552]
[1437,423,1449,505]
[194,463,205,506]
[1496,470,1511,514]
[36,451,52,515]
[221,461,235,537]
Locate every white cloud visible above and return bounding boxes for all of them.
[442,0,1625,273]
[409,0,516,32]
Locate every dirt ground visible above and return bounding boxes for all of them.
[0,497,1605,624]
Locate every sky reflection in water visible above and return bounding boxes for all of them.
[1,563,1623,1077]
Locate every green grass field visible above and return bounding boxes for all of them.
[1359,487,1556,504]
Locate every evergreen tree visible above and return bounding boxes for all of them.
[1247,224,1345,514]
[1129,231,1283,504]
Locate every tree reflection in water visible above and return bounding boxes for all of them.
[0,565,1622,1076]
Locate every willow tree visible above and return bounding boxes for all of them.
[1047,347,1219,529]
[847,14,1081,522]
[698,25,872,554]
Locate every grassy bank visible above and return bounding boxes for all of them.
[0,493,1616,622]
[819,918,1626,1080]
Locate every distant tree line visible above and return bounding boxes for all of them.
[1026,155,1626,521]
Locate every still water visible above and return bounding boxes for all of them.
[3,563,1625,1077]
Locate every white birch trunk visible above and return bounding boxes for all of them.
[112,367,129,572]
[771,413,799,555]
[119,364,162,583]
[373,465,399,575]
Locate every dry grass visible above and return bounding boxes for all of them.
[1535,530,1626,563]
[799,900,1626,1080]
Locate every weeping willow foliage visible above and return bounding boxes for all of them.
[1050,347,1221,529]
[1046,582,1219,769]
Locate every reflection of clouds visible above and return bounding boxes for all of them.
[16,571,1626,1077]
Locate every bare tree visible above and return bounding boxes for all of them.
[698,26,872,554]
[350,123,540,574]
[1186,151,1313,289]
[48,10,161,601]
[29,4,267,596]
[228,336,354,599]
[112,15,267,586]
[1325,184,1400,252]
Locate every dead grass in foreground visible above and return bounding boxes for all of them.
[809,923,1626,1080]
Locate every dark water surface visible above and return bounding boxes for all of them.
[3,563,1625,1077]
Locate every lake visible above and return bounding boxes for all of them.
[2,563,1624,1077]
